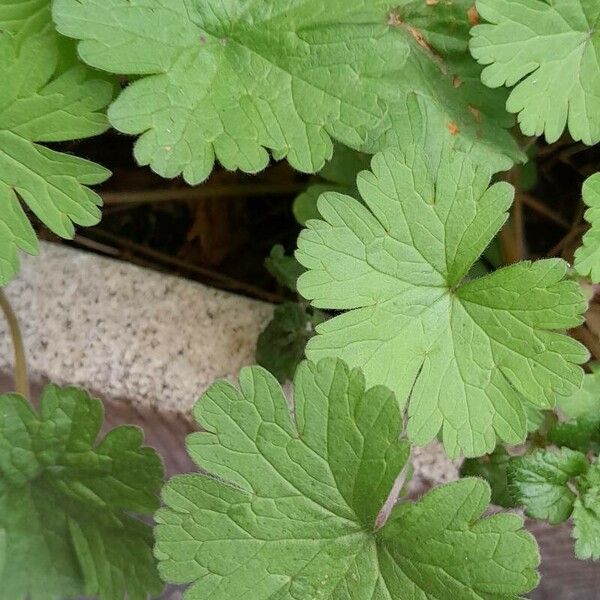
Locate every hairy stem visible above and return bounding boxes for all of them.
[0,290,29,398]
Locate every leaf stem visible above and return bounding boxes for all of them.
[375,447,412,531]
[0,290,29,398]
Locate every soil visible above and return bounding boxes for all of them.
[45,131,308,304]
[40,132,600,309]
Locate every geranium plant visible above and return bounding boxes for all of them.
[1,0,600,598]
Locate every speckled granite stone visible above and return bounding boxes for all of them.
[0,242,274,413]
[0,242,458,487]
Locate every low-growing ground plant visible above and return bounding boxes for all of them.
[1,0,600,598]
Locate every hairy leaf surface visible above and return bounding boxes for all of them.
[470,0,600,144]
[53,0,521,184]
[156,358,540,599]
[297,147,588,458]
[509,448,589,525]
[0,385,163,600]
[461,447,517,508]
[573,458,600,560]
[549,416,600,454]
[256,302,325,383]
[510,447,600,561]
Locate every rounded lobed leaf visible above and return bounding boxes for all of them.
[0,13,112,285]
[296,146,588,458]
[0,385,164,600]
[155,358,540,599]
[53,0,523,184]
[470,0,600,144]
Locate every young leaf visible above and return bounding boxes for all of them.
[0,385,164,600]
[573,458,600,560]
[256,302,325,383]
[470,0,600,144]
[155,358,540,599]
[296,147,588,458]
[265,245,305,293]
[293,144,369,225]
[461,447,517,508]
[318,143,373,186]
[53,0,521,185]
[572,495,600,561]
[575,173,600,282]
[294,183,338,226]
[0,31,112,286]
[509,448,589,525]
[548,416,600,454]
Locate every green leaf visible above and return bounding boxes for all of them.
[572,496,600,560]
[293,144,369,225]
[0,385,164,600]
[53,0,522,185]
[265,245,306,293]
[318,144,372,186]
[0,0,77,67]
[0,0,120,79]
[516,146,538,193]
[551,365,600,452]
[522,401,548,434]
[296,147,588,458]
[509,448,589,525]
[573,459,600,560]
[0,0,56,39]
[256,302,325,383]
[470,0,600,144]
[557,364,600,419]
[0,30,112,286]
[548,416,600,453]
[575,173,600,282]
[156,358,540,599]
[461,447,517,508]
[0,0,59,33]
[294,183,340,226]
